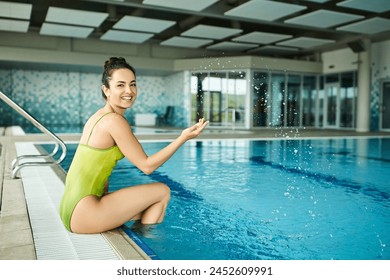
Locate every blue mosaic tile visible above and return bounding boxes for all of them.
[0,68,187,130]
[0,69,12,125]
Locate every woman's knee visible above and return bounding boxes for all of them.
[156,182,170,200]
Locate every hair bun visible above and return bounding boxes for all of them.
[104,57,127,70]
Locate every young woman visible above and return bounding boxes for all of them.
[59,57,208,234]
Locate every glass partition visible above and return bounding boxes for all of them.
[318,76,325,127]
[208,72,225,124]
[324,82,339,127]
[302,76,317,127]
[191,73,207,122]
[253,72,319,128]
[270,73,285,127]
[340,72,356,128]
[253,72,269,127]
[321,72,357,129]
[192,70,356,130]
[286,75,301,127]
[227,71,246,127]
[382,80,390,130]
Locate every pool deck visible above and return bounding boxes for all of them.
[1,126,390,260]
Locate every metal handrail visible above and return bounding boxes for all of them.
[0,90,67,178]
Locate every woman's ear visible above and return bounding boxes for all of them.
[102,85,110,98]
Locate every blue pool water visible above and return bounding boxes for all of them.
[56,137,390,260]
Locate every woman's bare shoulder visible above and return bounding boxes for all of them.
[103,113,132,134]
[105,112,129,124]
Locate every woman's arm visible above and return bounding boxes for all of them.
[109,115,208,174]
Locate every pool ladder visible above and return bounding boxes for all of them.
[0,90,67,179]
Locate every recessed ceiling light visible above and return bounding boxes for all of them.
[0,19,29,32]
[182,24,242,40]
[304,0,331,3]
[142,0,218,12]
[160,36,213,48]
[337,0,390,13]
[285,10,363,28]
[233,32,292,44]
[101,30,154,43]
[225,0,306,21]
[278,37,335,48]
[0,1,32,20]
[248,45,299,55]
[337,17,390,34]
[207,42,258,51]
[45,7,108,27]
[40,23,94,38]
[113,16,175,33]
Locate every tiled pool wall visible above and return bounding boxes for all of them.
[0,68,189,129]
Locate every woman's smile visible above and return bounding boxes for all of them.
[121,95,133,101]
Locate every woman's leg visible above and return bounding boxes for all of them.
[70,182,170,234]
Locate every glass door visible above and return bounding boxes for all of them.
[226,71,246,128]
[191,72,225,127]
[324,83,340,128]
[339,73,356,128]
[191,71,247,128]
[286,75,301,127]
[302,76,317,127]
[253,72,269,127]
[381,80,390,130]
[270,74,285,127]
[209,91,222,124]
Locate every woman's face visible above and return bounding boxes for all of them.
[104,68,137,110]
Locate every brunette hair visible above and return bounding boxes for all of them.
[101,57,136,99]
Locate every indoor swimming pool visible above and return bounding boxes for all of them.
[56,137,390,260]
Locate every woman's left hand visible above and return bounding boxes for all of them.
[181,118,209,141]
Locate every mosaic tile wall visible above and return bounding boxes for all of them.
[0,69,12,125]
[163,71,189,127]
[0,68,188,132]
[371,40,390,131]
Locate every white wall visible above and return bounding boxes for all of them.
[371,40,390,79]
[322,48,358,74]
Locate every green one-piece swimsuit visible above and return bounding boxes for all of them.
[59,112,124,232]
